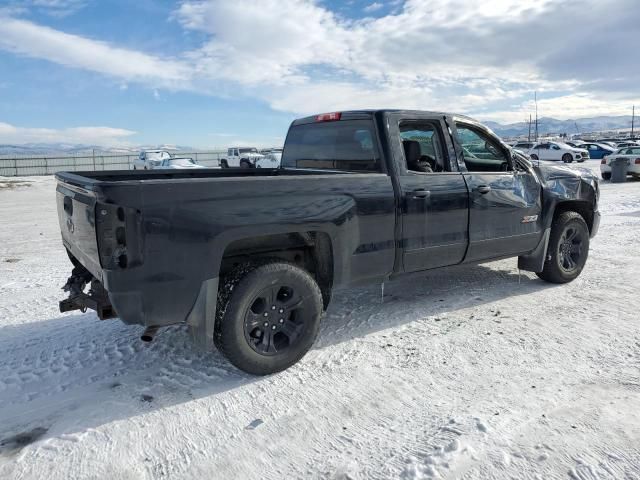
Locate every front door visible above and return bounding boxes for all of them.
[388,115,469,272]
[451,121,543,262]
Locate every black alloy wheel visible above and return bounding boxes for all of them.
[536,211,590,284]
[215,261,323,375]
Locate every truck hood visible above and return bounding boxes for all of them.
[534,163,599,202]
[535,163,596,181]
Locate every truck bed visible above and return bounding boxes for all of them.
[55,168,345,189]
[55,167,397,329]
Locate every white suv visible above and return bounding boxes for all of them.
[134,150,172,170]
[528,142,588,163]
[220,147,265,168]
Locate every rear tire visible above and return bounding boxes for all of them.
[602,172,611,181]
[215,261,323,375]
[536,211,589,284]
[562,153,573,163]
[240,160,251,169]
[220,160,228,168]
[530,154,538,160]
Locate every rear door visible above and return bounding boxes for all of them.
[549,143,564,161]
[533,143,550,160]
[450,119,543,262]
[386,113,469,272]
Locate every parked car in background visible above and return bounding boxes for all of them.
[156,157,205,169]
[596,140,618,149]
[565,140,585,148]
[512,141,536,153]
[256,148,283,168]
[528,142,589,163]
[134,150,172,170]
[220,147,265,168]
[600,146,640,180]
[578,142,616,159]
[615,141,640,148]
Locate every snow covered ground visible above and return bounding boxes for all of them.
[0,162,639,479]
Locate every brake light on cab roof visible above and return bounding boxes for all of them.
[315,112,342,122]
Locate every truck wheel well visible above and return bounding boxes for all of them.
[220,232,334,309]
[553,201,594,233]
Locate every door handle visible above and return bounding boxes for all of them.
[476,185,491,194]
[411,189,430,199]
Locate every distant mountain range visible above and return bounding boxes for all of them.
[483,115,636,138]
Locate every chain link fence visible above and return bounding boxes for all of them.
[0,151,226,177]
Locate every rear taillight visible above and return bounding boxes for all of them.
[635,158,640,164]
[315,112,341,122]
[601,159,606,164]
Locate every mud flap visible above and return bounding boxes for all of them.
[186,277,219,351]
[517,228,550,273]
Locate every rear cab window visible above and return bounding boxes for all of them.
[281,118,382,172]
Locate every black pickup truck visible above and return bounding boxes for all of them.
[56,110,600,374]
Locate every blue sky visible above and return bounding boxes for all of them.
[0,0,638,148]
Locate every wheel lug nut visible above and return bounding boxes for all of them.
[279,318,284,323]
[271,325,276,330]
[279,308,284,313]
[263,312,268,317]
[264,322,269,327]
[271,306,276,310]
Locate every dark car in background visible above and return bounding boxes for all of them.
[578,142,616,159]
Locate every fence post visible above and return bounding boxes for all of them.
[13,158,18,177]
[92,149,96,171]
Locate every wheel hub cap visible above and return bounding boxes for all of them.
[243,285,305,356]
[558,226,584,272]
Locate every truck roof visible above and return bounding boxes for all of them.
[290,109,480,126]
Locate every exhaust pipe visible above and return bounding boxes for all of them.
[141,326,160,343]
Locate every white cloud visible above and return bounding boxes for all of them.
[0,122,136,146]
[0,0,637,124]
[0,17,191,88]
[364,2,384,13]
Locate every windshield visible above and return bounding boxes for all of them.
[147,151,171,160]
[239,148,258,154]
[169,158,195,166]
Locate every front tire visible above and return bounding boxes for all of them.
[536,211,590,284]
[240,160,251,169]
[220,160,229,168]
[215,261,323,375]
[562,153,573,163]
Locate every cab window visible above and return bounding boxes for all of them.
[455,124,511,172]
[399,122,448,173]
[281,120,382,172]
